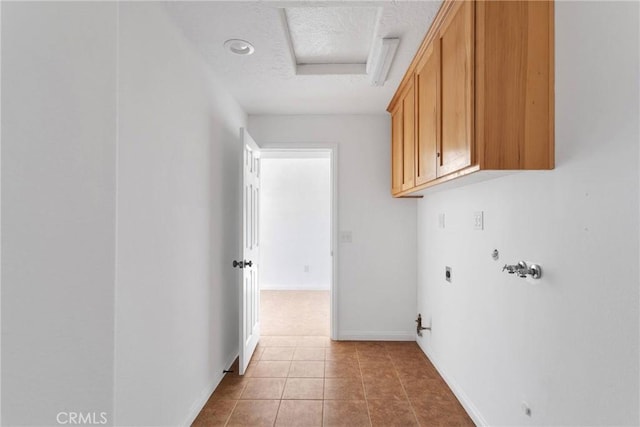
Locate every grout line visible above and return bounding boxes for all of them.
[390,348,421,426]
[274,398,282,427]
[222,400,239,427]
[357,345,374,427]
[322,349,327,427]
[321,394,324,426]
[322,376,326,402]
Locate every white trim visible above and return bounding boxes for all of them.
[365,7,384,75]
[259,142,339,341]
[261,150,330,159]
[0,2,3,422]
[112,4,120,425]
[260,285,330,291]
[269,1,387,7]
[297,63,366,76]
[339,331,415,341]
[278,8,298,75]
[183,351,239,427]
[416,340,488,427]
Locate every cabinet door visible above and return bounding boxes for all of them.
[415,42,440,186]
[438,0,473,177]
[401,80,416,191]
[390,103,404,195]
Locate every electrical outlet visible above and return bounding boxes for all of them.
[340,231,352,243]
[473,211,484,230]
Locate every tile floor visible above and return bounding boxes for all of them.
[193,336,474,426]
[260,290,330,336]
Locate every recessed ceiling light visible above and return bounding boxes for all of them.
[224,39,255,56]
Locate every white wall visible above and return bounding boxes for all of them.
[1,3,117,425]
[249,115,417,340]
[416,2,640,426]
[1,2,247,425]
[260,156,331,291]
[115,3,246,426]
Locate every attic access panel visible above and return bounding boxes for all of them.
[283,6,379,75]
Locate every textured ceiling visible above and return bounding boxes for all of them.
[164,1,442,115]
[285,7,378,64]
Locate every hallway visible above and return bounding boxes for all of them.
[3,2,638,425]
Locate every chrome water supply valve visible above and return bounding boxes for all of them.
[502,261,542,279]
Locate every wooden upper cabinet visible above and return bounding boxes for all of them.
[475,0,554,170]
[401,80,416,191]
[390,80,416,195]
[390,102,404,195]
[438,0,473,177]
[387,0,554,197]
[415,41,439,186]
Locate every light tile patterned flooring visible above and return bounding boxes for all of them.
[260,290,329,336]
[193,336,474,426]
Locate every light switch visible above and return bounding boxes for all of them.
[438,213,445,229]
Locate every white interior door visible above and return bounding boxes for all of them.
[238,128,261,375]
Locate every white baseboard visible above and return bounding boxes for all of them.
[338,331,415,341]
[416,340,488,427]
[260,286,330,291]
[183,350,239,427]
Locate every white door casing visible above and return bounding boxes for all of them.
[238,128,261,375]
[258,143,339,340]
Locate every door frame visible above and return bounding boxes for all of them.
[259,143,339,340]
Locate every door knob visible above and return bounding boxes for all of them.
[232,260,253,268]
